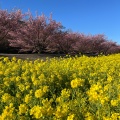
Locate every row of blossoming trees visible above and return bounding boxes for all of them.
[0,9,120,55]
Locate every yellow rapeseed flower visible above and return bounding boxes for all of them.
[71,79,79,88]
[35,89,43,98]
[42,85,49,93]
[24,94,32,104]
[111,100,118,106]
[71,78,85,88]
[67,114,75,120]
[30,105,43,119]
[18,84,25,92]
[61,88,71,98]
[3,57,9,62]
[19,104,28,115]
[1,93,13,103]
[0,104,15,120]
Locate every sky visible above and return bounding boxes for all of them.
[0,0,120,45]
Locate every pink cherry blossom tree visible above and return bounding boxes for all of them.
[9,12,64,53]
[100,41,119,55]
[48,31,80,54]
[0,9,26,52]
[1,9,119,55]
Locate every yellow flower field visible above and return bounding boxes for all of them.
[0,54,120,120]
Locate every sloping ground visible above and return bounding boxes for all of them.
[0,53,67,61]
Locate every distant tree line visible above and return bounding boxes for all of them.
[0,9,120,55]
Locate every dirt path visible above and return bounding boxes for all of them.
[0,53,66,61]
